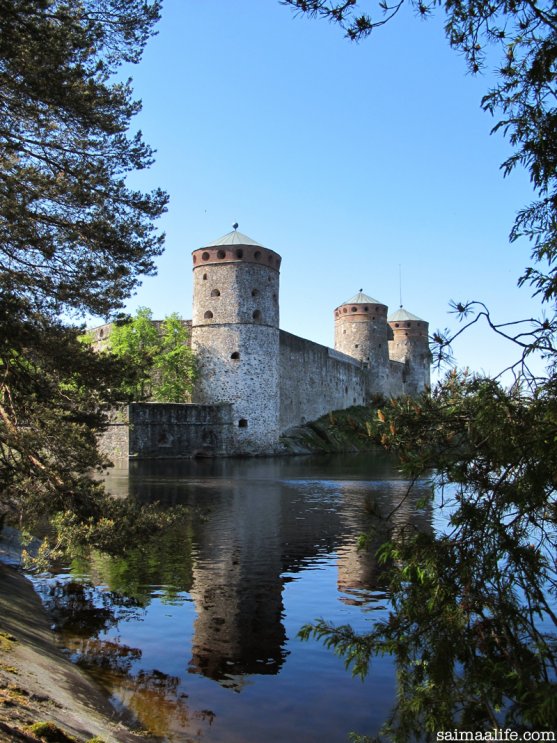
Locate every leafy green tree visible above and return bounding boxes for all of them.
[288,0,557,737]
[0,1,170,548]
[153,313,197,403]
[107,307,160,399]
[107,308,196,403]
[303,374,557,737]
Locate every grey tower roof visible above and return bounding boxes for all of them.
[203,230,264,248]
[341,290,384,306]
[388,307,425,322]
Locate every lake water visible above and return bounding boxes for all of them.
[32,452,432,743]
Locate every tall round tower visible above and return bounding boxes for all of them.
[388,307,431,395]
[191,229,282,454]
[334,291,390,393]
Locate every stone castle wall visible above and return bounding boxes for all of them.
[98,409,130,460]
[388,318,431,395]
[192,325,281,454]
[385,359,406,397]
[192,259,280,328]
[278,331,410,433]
[99,403,234,459]
[191,242,282,455]
[96,328,418,459]
[97,332,410,460]
[91,230,431,459]
[334,301,390,390]
[279,331,374,432]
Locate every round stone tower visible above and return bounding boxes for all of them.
[191,229,282,454]
[388,307,431,395]
[334,291,390,393]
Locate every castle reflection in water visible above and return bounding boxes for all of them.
[101,454,433,689]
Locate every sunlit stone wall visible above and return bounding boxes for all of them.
[388,318,431,395]
[191,242,282,455]
[333,300,391,391]
[279,331,372,432]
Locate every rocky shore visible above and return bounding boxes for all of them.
[0,559,158,742]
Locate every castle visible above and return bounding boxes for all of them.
[94,228,431,458]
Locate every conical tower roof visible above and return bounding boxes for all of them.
[341,290,384,306]
[203,230,264,248]
[388,307,425,323]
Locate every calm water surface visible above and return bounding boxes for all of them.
[33,453,432,743]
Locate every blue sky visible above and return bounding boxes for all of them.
[111,0,544,379]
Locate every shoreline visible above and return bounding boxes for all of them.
[0,557,159,742]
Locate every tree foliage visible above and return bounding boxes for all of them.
[287,0,557,736]
[304,374,557,737]
[152,312,197,403]
[0,0,167,316]
[107,307,160,399]
[0,1,169,545]
[106,308,197,403]
[1,296,120,526]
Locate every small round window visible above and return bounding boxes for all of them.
[204,310,213,319]
[202,251,210,261]
[254,251,261,260]
[211,289,221,297]
[217,250,226,259]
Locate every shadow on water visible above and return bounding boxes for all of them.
[33,453,433,743]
